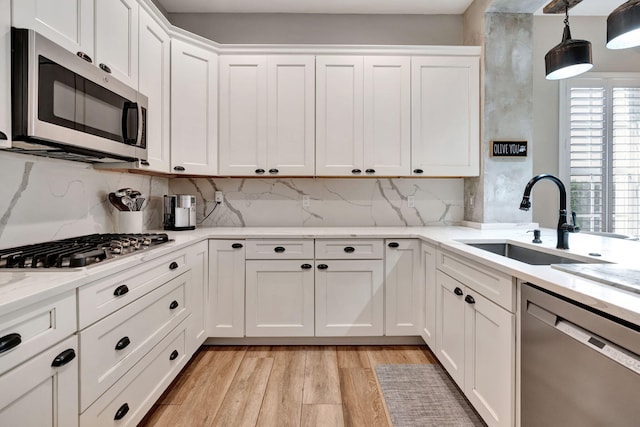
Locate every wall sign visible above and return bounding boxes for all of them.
[491,140,527,157]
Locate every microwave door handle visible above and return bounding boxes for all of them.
[136,103,143,147]
[121,102,137,145]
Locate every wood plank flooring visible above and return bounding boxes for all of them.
[140,345,436,427]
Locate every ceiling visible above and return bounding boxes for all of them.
[158,0,625,15]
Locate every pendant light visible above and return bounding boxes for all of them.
[607,0,640,49]
[545,4,593,80]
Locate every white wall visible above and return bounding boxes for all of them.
[532,15,640,228]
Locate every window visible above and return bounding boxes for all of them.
[560,75,640,238]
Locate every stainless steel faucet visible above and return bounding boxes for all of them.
[519,174,579,249]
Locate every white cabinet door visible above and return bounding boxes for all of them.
[363,56,411,176]
[315,259,383,336]
[435,270,465,387]
[385,239,421,336]
[208,240,246,337]
[137,7,170,173]
[12,0,93,58]
[93,0,138,88]
[218,55,268,176]
[411,56,480,177]
[186,241,208,354]
[0,0,10,148]
[421,242,437,348]
[246,260,314,337]
[464,288,514,427]
[171,39,218,175]
[267,55,315,176]
[0,335,78,427]
[316,56,364,176]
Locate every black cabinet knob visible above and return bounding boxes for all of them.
[388,242,400,248]
[140,160,150,166]
[365,168,376,174]
[317,264,328,270]
[173,166,185,171]
[76,51,92,63]
[269,168,279,174]
[169,262,179,270]
[0,131,7,140]
[344,246,355,253]
[99,63,112,73]
[413,168,424,174]
[115,336,131,351]
[169,300,179,310]
[351,169,362,174]
[0,333,21,354]
[113,284,129,297]
[231,243,243,249]
[255,168,265,174]
[465,295,476,305]
[51,349,76,367]
[454,287,464,296]
[114,403,130,421]
[301,263,312,269]
[274,246,286,253]
[170,350,179,361]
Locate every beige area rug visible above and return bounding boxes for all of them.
[375,364,486,427]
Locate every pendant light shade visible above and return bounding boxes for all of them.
[545,8,593,80]
[607,0,640,49]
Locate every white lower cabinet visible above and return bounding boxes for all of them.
[420,242,437,348]
[185,241,208,355]
[435,270,514,427]
[0,335,78,427]
[208,240,246,337]
[245,260,315,337]
[385,239,421,336]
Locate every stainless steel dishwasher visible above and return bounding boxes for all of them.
[521,283,640,427]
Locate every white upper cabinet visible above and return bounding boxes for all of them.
[411,55,480,177]
[93,0,138,88]
[137,7,170,173]
[316,56,410,176]
[219,55,315,176]
[170,38,218,176]
[0,0,10,148]
[12,0,94,58]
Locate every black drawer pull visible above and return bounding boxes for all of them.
[170,350,179,361]
[170,300,179,310]
[0,131,8,140]
[365,168,376,174]
[413,168,424,174]
[317,264,328,270]
[454,287,464,296]
[76,51,92,63]
[0,333,21,354]
[114,403,130,421]
[388,242,400,248]
[269,168,279,174]
[113,284,129,297]
[115,336,131,351]
[255,168,265,174]
[169,261,179,270]
[51,348,76,367]
[344,246,355,253]
[274,246,286,253]
[140,160,150,166]
[351,169,362,174]
[173,166,185,171]
[465,295,476,305]
[301,263,312,269]
[99,63,112,73]
[231,243,243,249]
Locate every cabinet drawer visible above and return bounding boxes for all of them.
[245,239,314,259]
[79,271,190,411]
[315,239,383,259]
[437,250,514,311]
[78,249,188,329]
[80,321,188,427]
[0,291,76,376]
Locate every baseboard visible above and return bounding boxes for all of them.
[203,336,426,346]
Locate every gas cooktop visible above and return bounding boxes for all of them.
[0,233,171,269]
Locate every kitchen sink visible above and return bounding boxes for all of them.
[465,242,603,265]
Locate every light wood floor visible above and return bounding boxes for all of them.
[140,345,438,427]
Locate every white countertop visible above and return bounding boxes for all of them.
[2,226,639,326]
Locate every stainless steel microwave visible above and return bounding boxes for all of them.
[7,28,147,163]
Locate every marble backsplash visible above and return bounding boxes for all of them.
[0,152,169,248]
[170,177,464,227]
